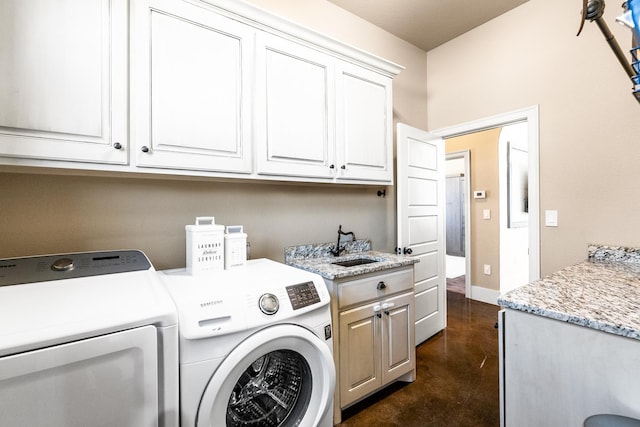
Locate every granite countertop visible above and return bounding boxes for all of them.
[285,240,418,280]
[498,244,640,340]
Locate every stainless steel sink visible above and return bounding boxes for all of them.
[332,258,379,267]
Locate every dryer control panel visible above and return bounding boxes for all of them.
[0,250,152,287]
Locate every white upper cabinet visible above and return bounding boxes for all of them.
[0,0,402,183]
[255,32,396,184]
[0,0,127,165]
[131,0,253,174]
[335,62,394,183]
[254,33,336,179]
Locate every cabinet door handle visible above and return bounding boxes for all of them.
[113,142,122,150]
[141,146,150,153]
[377,281,386,290]
[382,302,395,315]
[403,247,413,255]
[329,164,335,169]
[340,165,346,169]
[373,304,382,318]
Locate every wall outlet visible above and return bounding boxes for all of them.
[483,264,491,275]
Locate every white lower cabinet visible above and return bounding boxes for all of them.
[327,267,416,424]
[500,309,640,427]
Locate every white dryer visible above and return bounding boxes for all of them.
[159,258,335,427]
[0,250,179,427]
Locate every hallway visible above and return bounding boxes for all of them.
[337,291,500,426]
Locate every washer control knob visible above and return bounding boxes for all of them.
[51,257,74,272]
[259,293,279,315]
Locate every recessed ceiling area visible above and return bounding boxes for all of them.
[327,0,530,52]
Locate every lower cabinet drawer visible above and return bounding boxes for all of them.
[338,268,413,309]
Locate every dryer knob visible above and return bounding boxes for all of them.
[259,293,279,315]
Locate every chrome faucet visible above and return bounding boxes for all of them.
[330,225,356,256]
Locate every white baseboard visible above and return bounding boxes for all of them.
[470,285,500,306]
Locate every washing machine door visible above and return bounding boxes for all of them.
[197,323,335,427]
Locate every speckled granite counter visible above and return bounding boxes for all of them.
[498,244,640,340]
[285,240,418,280]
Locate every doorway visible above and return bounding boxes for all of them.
[445,151,471,297]
[434,106,540,304]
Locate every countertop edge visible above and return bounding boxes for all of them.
[497,298,640,340]
[285,251,418,280]
[498,259,640,341]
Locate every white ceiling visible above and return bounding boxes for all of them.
[326,0,530,52]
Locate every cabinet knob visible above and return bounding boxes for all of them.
[329,164,335,169]
[377,281,386,290]
[340,165,346,169]
[113,142,122,150]
[403,247,413,255]
[141,146,150,153]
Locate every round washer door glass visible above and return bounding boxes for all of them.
[227,349,311,426]
[196,324,335,427]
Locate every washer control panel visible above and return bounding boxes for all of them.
[0,250,151,287]
[286,281,321,310]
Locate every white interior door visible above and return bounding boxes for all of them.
[397,123,446,345]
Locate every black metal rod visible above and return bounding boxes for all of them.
[595,16,636,78]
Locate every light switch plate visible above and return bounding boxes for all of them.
[483,209,491,220]
[483,264,491,275]
[545,210,558,227]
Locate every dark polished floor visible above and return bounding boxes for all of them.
[337,290,501,427]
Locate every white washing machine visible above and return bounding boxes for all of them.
[158,258,335,427]
[0,250,179,427]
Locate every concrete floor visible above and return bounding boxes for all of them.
[337,291,501,426]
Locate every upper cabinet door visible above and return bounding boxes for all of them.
[335,62,394,183]
[0,0,127,164]
[255,33,336,179]
[131,0,253,174]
